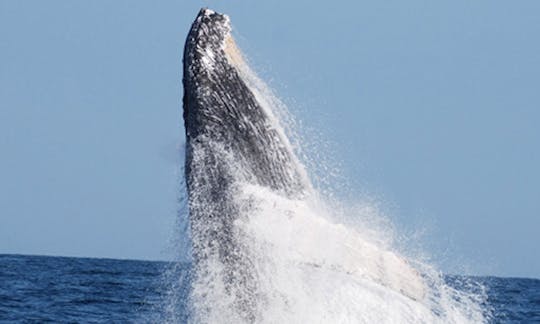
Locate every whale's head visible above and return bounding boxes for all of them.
[182,8,307,196]
[182,8,244,140]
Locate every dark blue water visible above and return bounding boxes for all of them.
[1,254,538,323]
[0,254,179,322]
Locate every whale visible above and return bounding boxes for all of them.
[182,8,309,321]
[182,8,426,322]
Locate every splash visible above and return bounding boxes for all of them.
[173,8,489,323]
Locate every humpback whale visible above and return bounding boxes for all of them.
[183,8,309,321]
[182,8,427,323]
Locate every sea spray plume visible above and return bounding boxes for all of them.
[181,8,486,323]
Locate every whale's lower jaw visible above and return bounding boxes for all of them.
[182,9,307,321]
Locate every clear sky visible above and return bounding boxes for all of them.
[1,1,538,278]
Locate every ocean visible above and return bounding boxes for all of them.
[0,254,538,323]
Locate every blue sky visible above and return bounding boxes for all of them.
[1,1,538,278]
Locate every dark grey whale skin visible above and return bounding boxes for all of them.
[182,9,306,321]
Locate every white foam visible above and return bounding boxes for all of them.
[230,185,486,323]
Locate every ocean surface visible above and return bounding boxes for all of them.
[0,254,538,323]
